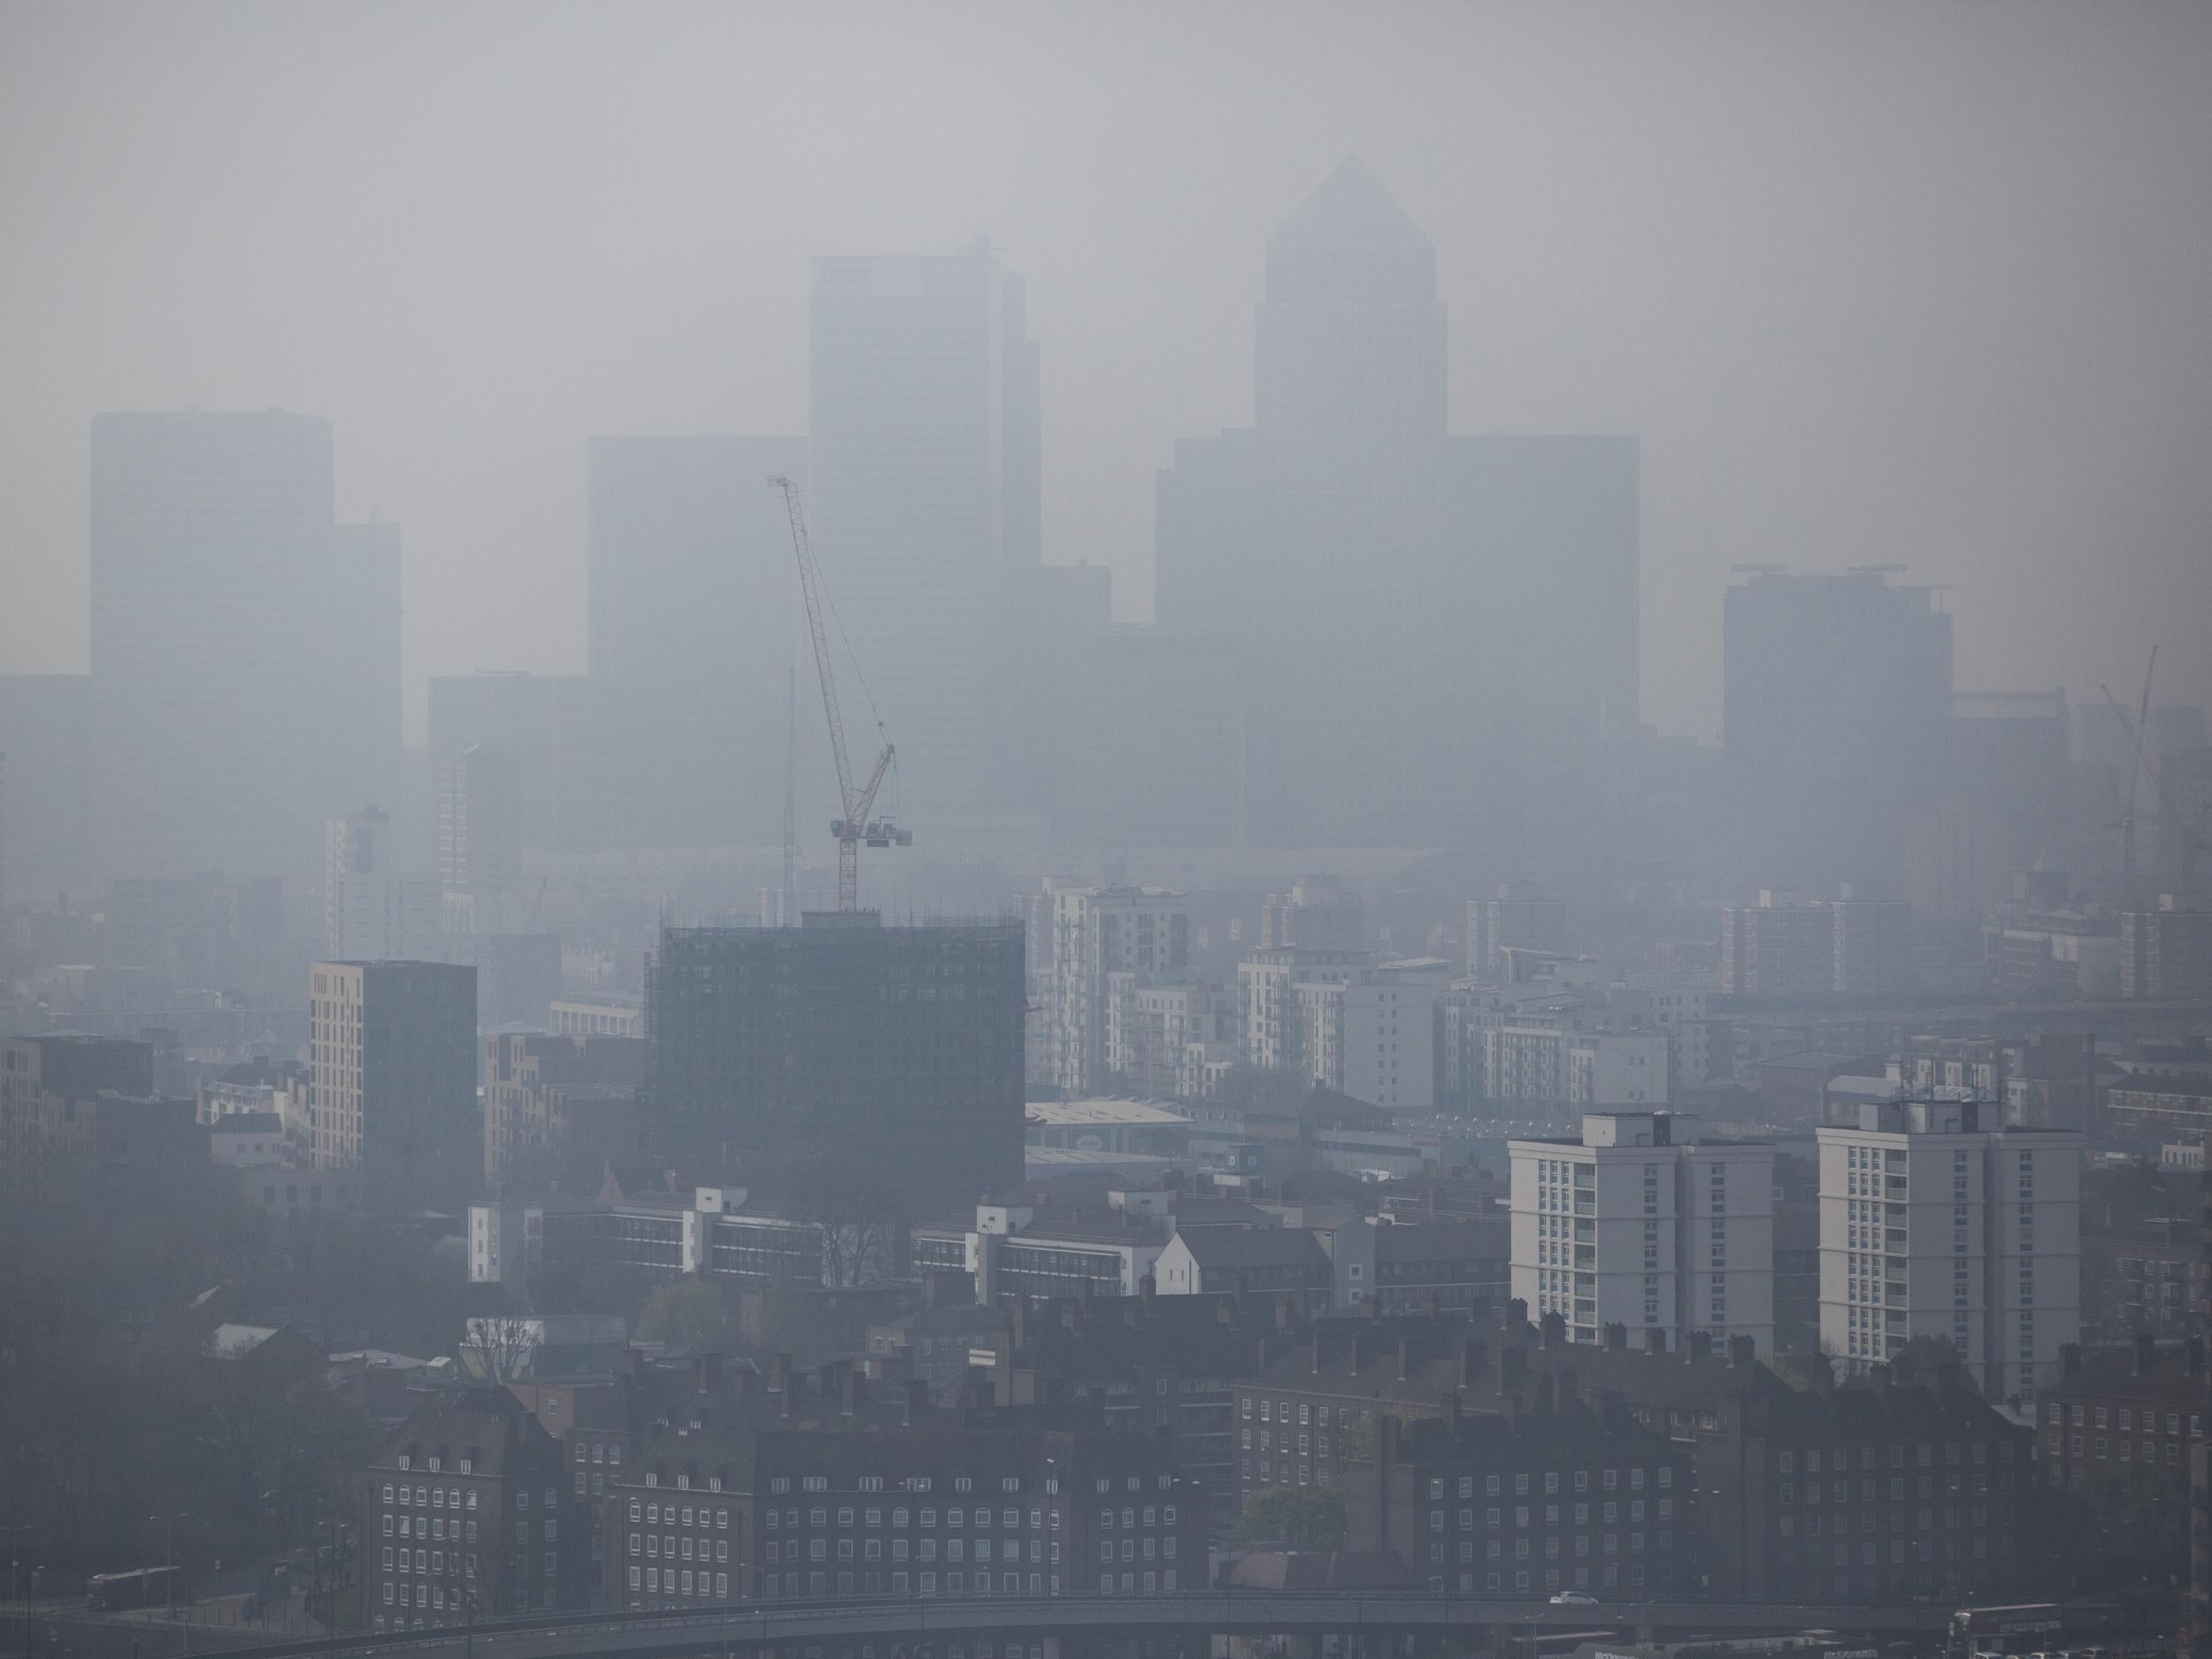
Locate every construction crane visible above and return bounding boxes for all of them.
[770,474,910,912]
[2099,646,2157,904]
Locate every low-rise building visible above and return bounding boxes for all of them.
[1345,1396,1692,1598]
[1154,1226,1333,1310]
[356,1387,592,1630]
[603,1416,1207,1608]
[2039,1335,2208,1491]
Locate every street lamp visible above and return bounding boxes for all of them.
[148,1513,188,1614]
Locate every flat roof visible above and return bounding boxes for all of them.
[1025,1099,1190,1127]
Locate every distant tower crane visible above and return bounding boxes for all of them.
[2099,646,2157,905]
[770,474,910,912]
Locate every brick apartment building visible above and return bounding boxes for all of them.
[602,1417,1206,1609]
[357,1388,591,1631]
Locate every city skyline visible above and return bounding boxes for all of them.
[4,4,2209,745]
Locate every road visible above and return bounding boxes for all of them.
[190,1591,1953,1659]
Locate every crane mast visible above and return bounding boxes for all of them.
[770,474,909,911]
[2100,646,2157,907]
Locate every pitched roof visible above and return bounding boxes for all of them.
[1272,158,1428,250]
[1174,1226,1332,1272]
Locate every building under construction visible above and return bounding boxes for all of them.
[642,910,1025,1209]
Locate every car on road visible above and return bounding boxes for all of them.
[1549,1592,1601,1607]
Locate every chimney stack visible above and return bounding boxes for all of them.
[1645,1329,1667,1357]
[1398,1335,1412,1383]
[1540,1310,1566,1349]
[1729,1334,1756,1370]
[1604,1324,1628,1353]
[1459,1339,1487,1389]
[1687,1332,1713,1364]
[2189,1337,2205,1376]
[1509,1297,1530,1331]
[1502,1348,1528,1391]
[904,1378,928,1426]
[2135,1333,2159,1375]
[2061,1342,2083,1379]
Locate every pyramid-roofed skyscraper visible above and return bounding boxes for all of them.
[1156,161,1638,863]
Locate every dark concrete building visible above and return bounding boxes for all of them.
[643,912,1025,1205]
[310,959,478,1213]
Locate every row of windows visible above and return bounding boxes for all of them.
[1776,1442,2006,1472]
[1431,1502,1657,1530]
[633,1533,729,1561]
[759,1537,1059,1566]
[381,1481,557,1509]
[1778,1475,2008,1502]
[1429,1532,1651,1560]
[384,1516,474,1541]
[2046,1402,2199,1433]
[1429,1468,1665,1497]
[1776,1506,2008,1537]
[2052,1433,2185,1467]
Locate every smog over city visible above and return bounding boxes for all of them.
[1,4,2209,1658]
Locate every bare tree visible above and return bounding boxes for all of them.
[464,1315,541,1384]
[788,1160,907,1288]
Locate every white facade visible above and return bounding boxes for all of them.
[1481,1025,1670,1108]
[1816,1099,2082,1401]
[1294,959,1453,1108]
[1509,1111,1775,1356]
[1047,886,1189,1093]
[1236,947,1368,1072]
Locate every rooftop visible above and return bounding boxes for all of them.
[1026,1099,1191,1128]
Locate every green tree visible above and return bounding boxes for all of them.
[1234,1485,1348,1551]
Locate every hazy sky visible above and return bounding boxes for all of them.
[4,1,2208,743]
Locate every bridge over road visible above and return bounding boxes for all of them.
[194,1593,1953,1659]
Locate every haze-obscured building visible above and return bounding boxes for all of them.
[643,912,1025,1204]
[1156,160,1637,851]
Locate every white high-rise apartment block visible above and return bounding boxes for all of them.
[1236,947,1369,1072]
[325,807,438,961]
[1483,1025,1669,1108]
[1047,886,1188,1093]
[1292,958,1455,1108]
[1510,1111,1775,1356]
[1817,1099,2081,1402]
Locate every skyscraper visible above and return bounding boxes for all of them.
[808,248,1041,820]
[437,742,520,933]
[587,435,806,703]
[1723,569,1954,887]
[586,435,806,845]
[324,518,403,830]
[1157,162,1638,850]
[325,806,439,962]
[88,411,401,880]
